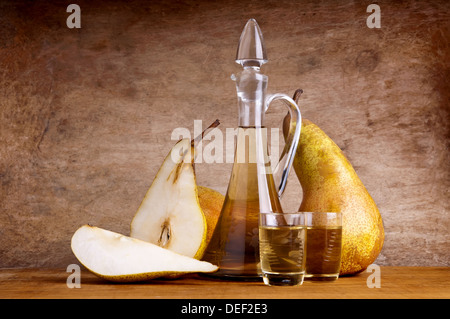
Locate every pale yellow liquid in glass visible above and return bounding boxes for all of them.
[259,225,306,275]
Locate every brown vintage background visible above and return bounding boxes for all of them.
[0,0,449,269]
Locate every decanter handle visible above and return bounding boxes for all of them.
[265,93,302,198]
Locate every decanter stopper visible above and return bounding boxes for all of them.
[235,19,268,68]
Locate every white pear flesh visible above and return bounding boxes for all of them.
[71,225,218,282]
[130,138,207,259]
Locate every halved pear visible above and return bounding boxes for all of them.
[71,225,218,282]
[130,138,208,259]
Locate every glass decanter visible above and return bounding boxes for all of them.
[202,19,302,280]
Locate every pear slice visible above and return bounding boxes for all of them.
[71,225,218,282]
[130,138,208,259]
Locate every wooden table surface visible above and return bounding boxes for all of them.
[0,267,448,299]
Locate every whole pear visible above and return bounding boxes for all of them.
[283,91,384,275]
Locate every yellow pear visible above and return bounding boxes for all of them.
[71,225,218,282]
[284,90,384,275]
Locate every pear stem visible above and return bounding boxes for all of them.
[191,119,220,147]
[292,88,303,105]
[284,89,303,125]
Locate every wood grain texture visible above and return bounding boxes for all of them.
[0,267,449,299]
[0,0,449,268]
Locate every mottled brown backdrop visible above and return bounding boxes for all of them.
[0,0,449,268]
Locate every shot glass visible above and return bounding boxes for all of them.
[259,212,306,286]
[304,212,343,281]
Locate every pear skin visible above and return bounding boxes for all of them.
[285,115,384,275]
[197,186,225,246]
